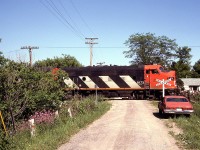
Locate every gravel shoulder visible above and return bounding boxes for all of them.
[58,100,181,150]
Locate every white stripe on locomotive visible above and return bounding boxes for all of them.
[120,75,141,88]
[64,78,78,88]
[99,76,120,88]
[79,76,96,88]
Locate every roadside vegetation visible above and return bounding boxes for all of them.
[0,52,111,150]
[172,93,200,149]
[3,96,111,150]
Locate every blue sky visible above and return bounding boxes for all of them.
[0,0,200,66]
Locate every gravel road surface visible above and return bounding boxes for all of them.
[58,100,180,150]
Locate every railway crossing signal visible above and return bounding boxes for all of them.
[156,79,171,97]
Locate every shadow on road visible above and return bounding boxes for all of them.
[153,112,190,119]
[153,112,169,119]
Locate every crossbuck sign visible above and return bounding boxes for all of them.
[156,79,171,97]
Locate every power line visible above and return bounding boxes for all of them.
[70,0,98,37]
[40,45,200,49]
[48,0,86,39]
[3,49,22,54]
[40,0,85,41]
[42,46,126,49]
[46,0,85,39]
[3,45,200,53]
[58,0,85,38]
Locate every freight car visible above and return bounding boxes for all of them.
[53,64,177,99]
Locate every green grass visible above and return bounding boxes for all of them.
[10,100,111,150]
[172,103,200,149]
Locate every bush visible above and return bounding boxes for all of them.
[0,132,16,150]
[191,92,200,102]
[0,61,67,129]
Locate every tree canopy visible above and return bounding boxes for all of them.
[34,54,82,68]
[192,59,200,77]
[170,46,192,78]
[123,33,178,67]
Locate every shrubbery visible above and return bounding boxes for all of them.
[0,54,68,137]
[0,52,111,149]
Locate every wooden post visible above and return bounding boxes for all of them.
[0,111,8,136]
[28,119,36,137]
[68,108,73,118]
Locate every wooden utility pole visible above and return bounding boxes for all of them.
[21,46,39,66]
[85,38,98,66]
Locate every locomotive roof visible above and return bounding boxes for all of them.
[62,66,144,71]
[61,65,144,76]
[62,65,144,70]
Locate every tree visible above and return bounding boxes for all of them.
[170,46,192,78]
[123,33,178,67]
[0,51,7,66]
[192,59,200,77]
[34,54,82,68]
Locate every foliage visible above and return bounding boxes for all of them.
[0,132,16,150]
[123,33,178,67]
[0,51,8,66]
[190,92,200,102]
[170,46,192,78]
[11,98,111,150]
[34,54,82,68]
[0,60,68,130]
[176,78,184,90]
[191,59,200,77]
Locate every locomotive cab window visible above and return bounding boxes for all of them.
[146,70,150,74]
[146,69,159,74]
[152,69,159,74]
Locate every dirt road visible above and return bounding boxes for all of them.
[58,100,180,150]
